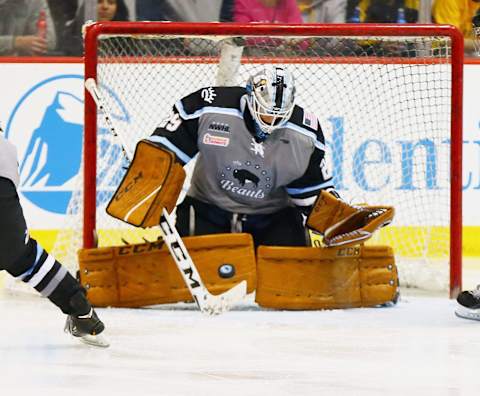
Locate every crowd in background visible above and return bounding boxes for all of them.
[0,0,479,57]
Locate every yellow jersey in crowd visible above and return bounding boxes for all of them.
[432,0,480,39]
[358,0,420,21]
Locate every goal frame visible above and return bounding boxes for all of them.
[83,22,464,297]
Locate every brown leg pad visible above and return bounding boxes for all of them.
[78,233,256,307]
[255,245,398,310]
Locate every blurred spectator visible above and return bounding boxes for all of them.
[136,0,174,20]
[344,0,420,57]
[220,0,235,21]
[47,0,78,54]
[346,0,361,21]
[135,0,223,21]
[97,0,129,21]
[233,0,303,23]
[230,0,305,57]
[298,0,347,23]
[348,0,419,23]
[0,0,56,56]
[62,0,130,56]
[432,0,480,55]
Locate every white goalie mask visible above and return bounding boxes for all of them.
[246,67,295,135]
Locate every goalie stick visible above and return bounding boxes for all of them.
[84,78,247,315]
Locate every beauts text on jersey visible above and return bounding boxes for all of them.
[148,86,334,215]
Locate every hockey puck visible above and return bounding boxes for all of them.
[218,263,235,279]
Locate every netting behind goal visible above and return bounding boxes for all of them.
[53,22,463,296]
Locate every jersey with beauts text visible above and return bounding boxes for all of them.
[149,86,334,215]
[0,134,20,188]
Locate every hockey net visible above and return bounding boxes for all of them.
[34,23,464,296]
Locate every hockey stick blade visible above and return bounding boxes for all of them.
[85,78,247,314]
[200,280,247,315]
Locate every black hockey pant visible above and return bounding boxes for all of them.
[175,195,309,247]
[0,177,89,315]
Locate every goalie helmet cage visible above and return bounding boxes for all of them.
[78,22,462,297]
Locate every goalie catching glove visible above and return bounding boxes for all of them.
[307,190,394,247]
[106,140,186,228]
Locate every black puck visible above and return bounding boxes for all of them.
[218,263,235,279]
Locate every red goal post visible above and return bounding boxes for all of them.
[80,22,463,297]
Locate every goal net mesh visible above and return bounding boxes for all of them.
[18,28,459,294]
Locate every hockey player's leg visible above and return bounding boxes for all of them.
[455,286,480,321]
[0,178,108,347]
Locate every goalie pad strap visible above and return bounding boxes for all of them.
[78,233,256,308]
[106,140,186,228]
[255,245,398,310]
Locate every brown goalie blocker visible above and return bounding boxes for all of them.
[307,190,394,247]
[255,244,398,310]
[106,139,186,228]
[78,233,256,308]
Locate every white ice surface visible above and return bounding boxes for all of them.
[1,290,480,396]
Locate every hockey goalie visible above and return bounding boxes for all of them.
[81,66,398,310]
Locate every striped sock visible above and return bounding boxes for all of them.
[13,239,87,315]
[15,243,68,298]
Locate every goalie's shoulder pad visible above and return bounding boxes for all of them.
[106,139,186,228]
[284,106,326,152]
[288,106,323,136]
[176,86,246,119]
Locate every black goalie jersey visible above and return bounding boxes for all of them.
[149,86,334,215]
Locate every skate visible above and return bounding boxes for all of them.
[64,291,109,347]
[455,286,480,321]
[65,308,109,347]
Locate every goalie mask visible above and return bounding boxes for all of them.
[246,67,295,136]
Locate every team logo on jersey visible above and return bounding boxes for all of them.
[208,122,230,133]
[219,161,272,201]
[203,133,230,147]
[201,87,216,104]
[233,169,260,187]
[6,75,130,214]
[250,138,265,158]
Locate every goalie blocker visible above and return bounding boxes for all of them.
[106,140,186,228]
